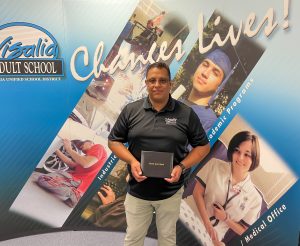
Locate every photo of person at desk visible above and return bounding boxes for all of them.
[192,131,262,245]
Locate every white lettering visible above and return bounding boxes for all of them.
[70,40,185,82]
[199,7,279,54]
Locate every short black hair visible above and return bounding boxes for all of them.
[145,62,171,80]
[227,131,260,172]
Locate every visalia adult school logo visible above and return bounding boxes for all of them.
[0,22,63,77]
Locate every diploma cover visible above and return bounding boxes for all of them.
[141,151,173,178]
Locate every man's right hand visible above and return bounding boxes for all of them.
[130,160,147,182]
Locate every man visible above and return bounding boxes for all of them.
[187,49,232,132]
[37,139,107,207]
[182,49,232,198]
[108,62,210,246]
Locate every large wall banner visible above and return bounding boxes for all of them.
[0,0,299,245]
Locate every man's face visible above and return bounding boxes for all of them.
[192,59,224,96]
[145,67,171,103]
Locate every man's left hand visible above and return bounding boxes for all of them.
[164,165,182,183]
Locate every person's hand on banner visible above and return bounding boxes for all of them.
[63,139,72,152]
[98,185,116,205]
[213,202,227,221]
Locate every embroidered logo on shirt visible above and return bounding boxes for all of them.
[165,117,177,125]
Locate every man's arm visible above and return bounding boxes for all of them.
[64,139,98,168]
[180,144,210,169]
[108,140,146,182]
[165,143,210,183]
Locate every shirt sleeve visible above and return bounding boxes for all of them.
[108,105,129,143]
[86,144,107,160]
[187,108,209,148]
[195,158,216,188]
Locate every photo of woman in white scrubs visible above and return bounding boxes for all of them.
[193,131,262,245]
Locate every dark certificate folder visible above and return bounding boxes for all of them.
[141,151,174,178]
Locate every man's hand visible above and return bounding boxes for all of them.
[164,165,182,183]
[130,160,147,182]
[97,185,116,205]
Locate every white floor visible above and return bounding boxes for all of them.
[0,231,157,246]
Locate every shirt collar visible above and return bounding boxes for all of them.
[229,172,252,193]
[143,95,175,112]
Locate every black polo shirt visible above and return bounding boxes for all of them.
[108,96,208,200]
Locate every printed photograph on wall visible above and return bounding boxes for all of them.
[180,114,297,245]
[172,11,265,130]
[76,0,191,134]
[81,159,128,230]
[9,118,109,227]
[171,11,266,194]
